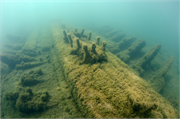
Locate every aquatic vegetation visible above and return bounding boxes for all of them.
[63,30,69,43]
[1,62,11,75]
[131,44,161,75]
[50,22,178,118]
[167,94,179,110]
[1,21,178,118]
[118,37,137,50]
[74,30,81,38]
[73,28,87,39]
[46,54,50,59]
[108,36,137,54]
[70,33,107,64]
[2,50,20,55]
[4,44,24,51]
[0,53,37,68]
[87,32,92,40]
[16,89,48,113]
[41,46,51,52]
[15,61,45,70]
[81,44,92,64]
[101,41,107,51]
[40,91,49,102]
[19,70,43,86]
[23,50,37,57]
[3,87,49,113]
[80,28,85,35]
[22,30,38,52]
[35,68,43,75]
[47,59,51,63]
[149,57,174,92]
[4,91,20,101]
[81,28,88,38]
[70,38,82,56]
[116,39,146,63]
[91,43,97,54]
[96,36,100,45]
[67,33,73,47]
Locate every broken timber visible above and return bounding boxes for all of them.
[50,22,178,118]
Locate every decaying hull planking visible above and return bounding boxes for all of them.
[50,22,179,118]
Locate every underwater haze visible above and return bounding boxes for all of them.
[0,0,179,118]
[1,1,179,54]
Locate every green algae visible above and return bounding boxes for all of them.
[108,36,136,54]
[131,44,161,75]
[1,22,179,118]
[73,28,88,39]
[22,30,38,52]
[4,44,24,51]
[50,23,179,118]
[41,46,51,52]
[3,87,49,113]
[15,61,45,70]
[87,31,92,40]
[149,57,174,92]
[0,53,37,68]
[1,25,82,118]
[116,39,146,63]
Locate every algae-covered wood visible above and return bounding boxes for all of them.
[22,30,38,52]
[51,23,179,118]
